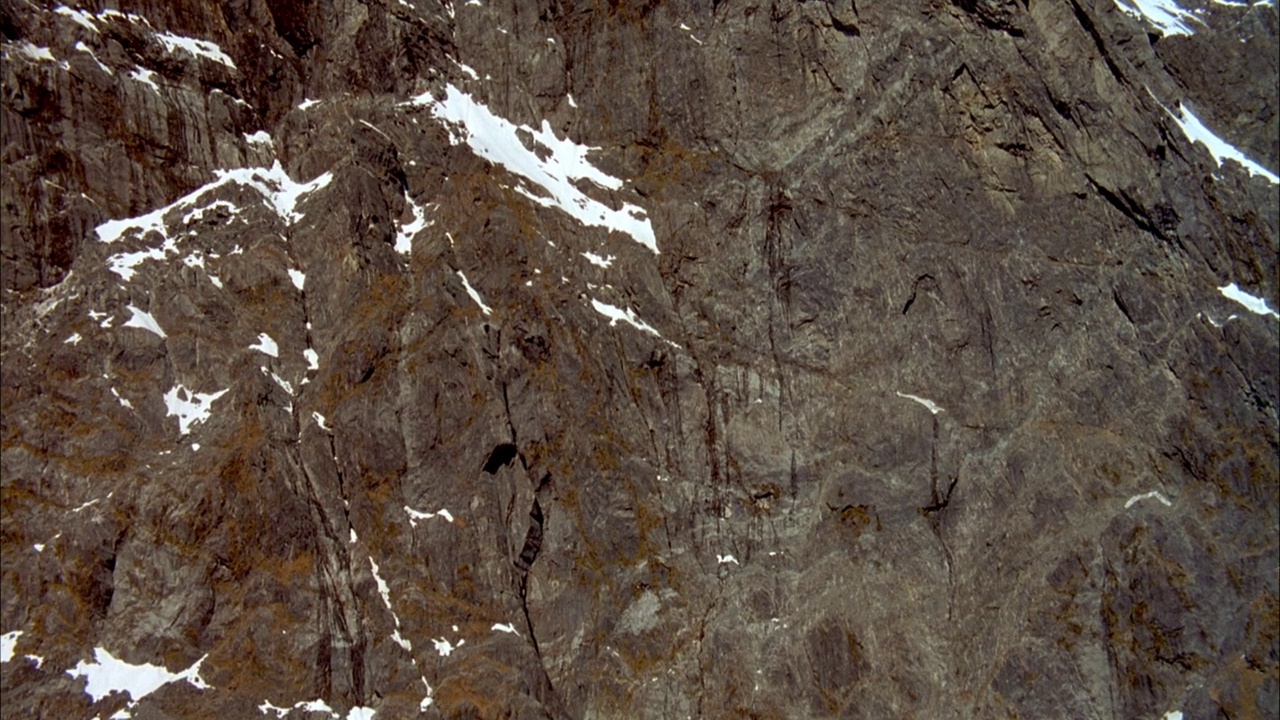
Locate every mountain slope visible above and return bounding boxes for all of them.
[2,1,1277,718]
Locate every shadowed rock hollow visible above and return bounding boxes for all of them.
[1,0,1277,718]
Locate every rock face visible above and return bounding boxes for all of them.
[2,0,1277,718]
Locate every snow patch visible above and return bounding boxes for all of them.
[305,348,320,370]
[298,98,321,111]
[1169,103,1279,183]
[590,298,662,337]
[369,557,393,610]
[403,84,657,252]
[56,6,100,32]
[896,391,944,415]
[1115,0,1198,35]
[65,648,209,704]
[405,506,454,526]
[582,251,615,268]
[154,32,236,68]
[111,388,133,409]
[456,270,493,315]
[288,268,306,290]
[65,332,82,345]
[249,332,279,357]
[313,412,331,431]
[1,630,21,662]
[717,554,739,565]
[266,370,294,396]
[163,385,229,435]
[11,42,56,62]
[396,194,432,255]
[492,623,520,635]
[129,67,160,93]
[1218,283,1279,318]
[123,305,166,338]
[73,41,113,74]
[244,130,272,147]
[1125,490,1173,509]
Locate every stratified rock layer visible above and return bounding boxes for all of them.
[2,1,1277,718]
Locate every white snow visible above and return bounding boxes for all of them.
[396,195,432,255]
[74,41,113,74]
[1218,283,1280,318]
[391,628,413,652]
[154,32,236,68]
[65,332,82,345]
[111,388,134,409]
[287,268,306,290]
[123,304,166,338]
[456,271,493,315]
[209,275,223,288]
[65,648,209,704]
[432,638,458,657]
[129,67,160,93]
[1161,712,1184,720]
[268,371,294,396]
[33,544,44,552]
[405,505,454,526]
[716,554,739,565]
[1,630,21,662]
[97,165,329,283]
[249,332,279,357]
[213,162,334,223]
[297,700,335,714]
[590,298,662,337]
[313,412,331,431]
[56,6,100,32]
[182,253,205,268]
[182,200,236,226]
[566,93,577,108]
[582,251,615,268]
[26,654,44,668]
[1169,103,1279,183]
[492,623,520,635]
[403,84,658,252]
[244,130,273,147]
[1115,0,1198,36]
[305,349,320,370]
[347,708,376,720]
[1125,490,1173,509]
[369,557,394,610]
[298,98,321,111]
[11,42,56,62]
[72,498,100,513]
[163,384,229,435]
[896,391,944,415]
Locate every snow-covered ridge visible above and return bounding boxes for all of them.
[97,161,333,245]
[1115,0,1199,36]
[402,84,658,253]
[1168,103,1279,184]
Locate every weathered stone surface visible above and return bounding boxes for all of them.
[2,0,1277,718]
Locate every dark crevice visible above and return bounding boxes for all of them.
[482,443,519,474]
[1085,174,1168,242]
[1112,288,1136,326]
[1067,0,1126,86]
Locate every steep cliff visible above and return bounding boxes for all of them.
[2,0,1277,718]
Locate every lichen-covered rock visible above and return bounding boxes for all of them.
[2,1,1276,718]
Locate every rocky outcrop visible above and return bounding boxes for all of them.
[2,0,1277,718]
